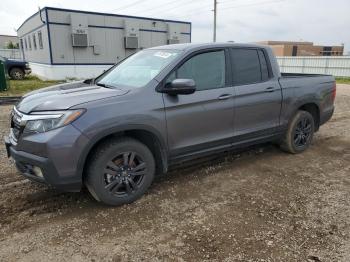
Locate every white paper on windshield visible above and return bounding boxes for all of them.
[154,51,173,59]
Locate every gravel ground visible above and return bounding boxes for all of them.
[0,84,349,262]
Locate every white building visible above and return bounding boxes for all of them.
[17,7,191,80]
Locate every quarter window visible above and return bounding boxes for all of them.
[174,50,226,91]
[258,50,269,81]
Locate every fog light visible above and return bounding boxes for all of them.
[32,166,43,178]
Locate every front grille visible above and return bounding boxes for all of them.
[10,108,24,141]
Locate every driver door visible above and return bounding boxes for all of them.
[162,49,235,161]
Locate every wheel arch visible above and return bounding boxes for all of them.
[78,125,169,183]
[297,102,320,131]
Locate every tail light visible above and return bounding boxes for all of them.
[331,82,336,102]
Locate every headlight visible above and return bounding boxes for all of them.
[23,109,85,133]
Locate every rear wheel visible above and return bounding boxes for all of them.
[280,110,315,154]
[9,67,24,80]
[86,137,155,206]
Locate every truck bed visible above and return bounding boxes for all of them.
[279,73,335,89]
[281,72,332,78]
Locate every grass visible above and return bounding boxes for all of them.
[336,77,350,84]
[0,76,62,97]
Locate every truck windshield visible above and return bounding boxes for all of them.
[97,49,181,89]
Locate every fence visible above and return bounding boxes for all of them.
[277,56,350,77]
[0,49,22,60]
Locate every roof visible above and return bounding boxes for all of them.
[17,6,191,32]
[149,42,266,51]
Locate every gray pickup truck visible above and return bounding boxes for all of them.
[5,43,336,206]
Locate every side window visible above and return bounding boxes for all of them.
[175,50,226,91]
[20,39,24,50]
[231,49,261,85]
[24,38,27,50]
[38,31,43,49]
[258,50,269,81]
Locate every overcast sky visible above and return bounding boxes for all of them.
[1,0,349,52]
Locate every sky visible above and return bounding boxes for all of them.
[0,0,349,53]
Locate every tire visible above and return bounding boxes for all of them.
[280,110,315,154]
[85,137,155,206]
[9,67,25,80]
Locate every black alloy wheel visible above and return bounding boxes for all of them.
[104,152,147,197]
[86,137,155,206]
[280,110,315,154]
[293,117,313,148]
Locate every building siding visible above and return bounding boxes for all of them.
[17,7,191,66]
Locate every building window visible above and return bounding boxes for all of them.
[20,39,24,50]
[24,38,28,50]
[38,31,43,49]
[33,33,37,50]
[28,35,32,50]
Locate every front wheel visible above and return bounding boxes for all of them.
[85,137,155,206]
[280,110,315,154]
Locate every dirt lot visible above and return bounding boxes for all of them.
[0,84,349,262]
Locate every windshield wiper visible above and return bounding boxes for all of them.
[96,82,123,91]
[96,82,115,89]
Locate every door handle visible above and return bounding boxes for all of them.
[218,94,233,100]
[265,87,275,92]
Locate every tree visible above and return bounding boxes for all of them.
[6,41,19,49]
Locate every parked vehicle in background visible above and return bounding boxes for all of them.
[0,55,31,80]
[4,43,336,206]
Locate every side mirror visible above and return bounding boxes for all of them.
[163,79,196,95]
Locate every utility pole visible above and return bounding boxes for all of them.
[213,0,217,42]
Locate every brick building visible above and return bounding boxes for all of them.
[257,41,344,56]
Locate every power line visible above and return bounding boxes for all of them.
[219,0,286,11]
[110,0,147,12]
[140,0,190,14]
[146,0,204,16]
[217,0,242,4]
[213,0,217,42]
[175,0,284,18]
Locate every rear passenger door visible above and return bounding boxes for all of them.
[163,49,235,159]
[230,48,282,140]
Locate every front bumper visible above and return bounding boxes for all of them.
[5,135,49,184]
[24,68,31,75]
[4,124,89,192]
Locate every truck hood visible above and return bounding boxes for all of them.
[16,81,129,113]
